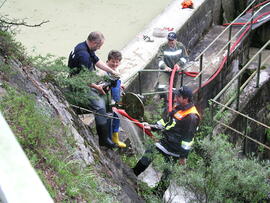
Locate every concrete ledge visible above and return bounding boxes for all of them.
[119,0,206,86]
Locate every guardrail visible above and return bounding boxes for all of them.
[0,113,53,203]
[210,39,270,152]
[132,1,269,98]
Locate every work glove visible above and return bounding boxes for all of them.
[149,124,164,131]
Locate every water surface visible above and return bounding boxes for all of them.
[2,0,172,61]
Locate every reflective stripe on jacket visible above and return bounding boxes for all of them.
[157,106,199,131]
[157,41,188,69]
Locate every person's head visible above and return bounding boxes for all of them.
[106,50,122,70]
[86,31,105,51]
[174,86,193,106]
[167,32,177,48]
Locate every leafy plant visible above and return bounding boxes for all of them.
[30,55,105,108]
[143,95,165,123]
[173,135,270,202]
[0,84,116,202]
[0,30,27,62]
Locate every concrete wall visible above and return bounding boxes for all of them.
[226,72,270,158]
[125,0,226,94]
[120,0,221,93]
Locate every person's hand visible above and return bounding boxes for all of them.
[142,122,151,130]
[110,69,120,79]
[175,65,181,71]
[96,84,106,95]
[164,66,172,72]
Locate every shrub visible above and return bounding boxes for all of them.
[173,135,270,202]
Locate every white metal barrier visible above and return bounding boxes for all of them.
[0,113,53,203]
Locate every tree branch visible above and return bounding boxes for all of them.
[0,18,49,27]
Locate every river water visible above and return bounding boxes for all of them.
[2,0,172,61]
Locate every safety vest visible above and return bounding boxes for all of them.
[157,106,200,151]
[173,106,200,121]
[158,106,200,130]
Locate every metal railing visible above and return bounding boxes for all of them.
[132,1,267,97]
[192,0,270,99]
[135,65,191,96]
[210,39,270,152]
[194,0,259,79]
[210,100,270,152]
[213,39,270,102]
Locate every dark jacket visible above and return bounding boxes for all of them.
[68,41,99,75]
[157,41,188,69]
[156,103,200,158]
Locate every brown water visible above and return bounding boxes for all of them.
[2,0,172,61]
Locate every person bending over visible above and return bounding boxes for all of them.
[68,31,119,148]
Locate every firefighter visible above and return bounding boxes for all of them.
[133,86,200,197]
[156,32,189,92]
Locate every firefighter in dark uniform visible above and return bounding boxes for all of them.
[133,86,200,196]
[156,32,189,91]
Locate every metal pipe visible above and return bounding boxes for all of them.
[181,69,184,86]
[236,74,241,111]
[138,71,142,95]
[226,26,232,68]
[256,53,262,88]
[213,39,270,101]
[199,54,203,89]
[141,90,169,96]
[195,0,256,61]
[211,99,270,129]
[139,69,175,72]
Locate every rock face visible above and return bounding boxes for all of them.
[0,53,144,202]
[221,0,235,23]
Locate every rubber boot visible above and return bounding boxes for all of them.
[96,124,116,148]
[112,132,126,148]
[132,160,149,176]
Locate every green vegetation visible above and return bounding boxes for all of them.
[143,95,164,123]
[174,135,270,202]
[0,82,115,202]
[136,106,270,202]
[0,30,28,63]
[30,54,105,108]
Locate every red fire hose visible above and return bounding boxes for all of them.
[112,107,154,137]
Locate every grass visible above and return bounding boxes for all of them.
[0,83,116,202]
